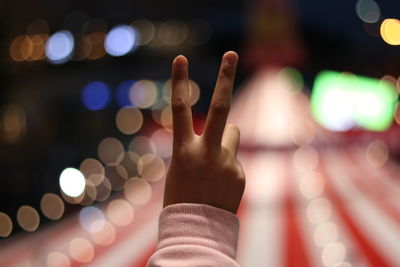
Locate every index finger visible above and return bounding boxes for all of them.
[203,51,238,148]
[171,55,194,147]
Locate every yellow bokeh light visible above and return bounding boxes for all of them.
[299,171,325,199]
[129,135,156,155]
[80,158,105,186]
[97,137,124,164]
[138,153,166,182]
[366,139,389,168]
[115,107,143,135]
[131,19,155,45]
[46,252,70,267]
[90,220,116,246]
[78,180,97,206]
[321,242,347,266]
[124,177,152,205]
[17,205,40,232]
[0,212,13,237]
[293,145,319,172]
[69,238,94,263]
[313,222,339,247]
[105,164,128,191]
[40,193,65,220]
[129,80,158,109]
[95,177,112,202]
[380,18,400,45]
[83,32,106,60]
[306,197,332,224]
[107,199,134,226]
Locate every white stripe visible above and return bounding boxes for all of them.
[325,151,400,266]
[237,153,285,267]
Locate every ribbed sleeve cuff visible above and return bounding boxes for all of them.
[157,203,240,259]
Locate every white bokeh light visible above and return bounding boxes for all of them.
[59,168,86,197]
[105,25,137,56]
[45,30,74,64]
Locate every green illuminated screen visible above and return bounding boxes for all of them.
[311,71,397,132]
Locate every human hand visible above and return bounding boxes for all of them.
[163,51,245,214]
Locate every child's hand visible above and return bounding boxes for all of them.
[163,51,245,214]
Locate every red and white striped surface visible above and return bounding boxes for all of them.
[1,69,399,267]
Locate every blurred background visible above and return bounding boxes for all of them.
[0,0,400,266]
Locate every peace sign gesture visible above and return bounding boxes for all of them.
[163,51,245,214]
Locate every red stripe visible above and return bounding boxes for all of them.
[345,151,400,225]
[320,157,393,267]
[283,155,312,267]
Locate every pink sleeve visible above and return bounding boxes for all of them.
[147,203,241,267]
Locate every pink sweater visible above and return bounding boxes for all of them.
[147,203,241,267]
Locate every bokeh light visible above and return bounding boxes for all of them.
[0,212,13,237]
[83,32,106,59]
[95,177,112,202]
[158,20,188,46]
[97,137,124,164]
[138,153,166,182]
[79,206,106,232]
[105,25,137,56]
[78,180,98,206]
[115,80,135,107]
[119,151,140,178]
[289,118,316,146]
[10,35,32,62]
[105,164,128,191]
[356,0,381,23]
[80,158,105,186]
[131,19,155,45]
[115,107,143,135]
[29,34,47,60]
[307,197,332,224]
[40,193,65,220]
[321,242,347,266]
[45,31,74,64]
[90,220,116,246]
[299,171,325,199]
[69,238,94,263]
[17,205,40,232]
[2,104,26,144]
[366,139,389,168]
[129,80,158,108]
[313,222,339,247]
[152,128,173,158]
[81,81,111,111]
[334,262,353,267]
[129,135,156,155]
[160,106,173,131]
[380,19,400,46]
[106,199,134,226]
[293,146,319,172]
[59,168,86,197]
[124,178,152,205]
[46,252,71,267]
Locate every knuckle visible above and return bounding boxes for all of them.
[171,98,189,112]
[211,100,230,114]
